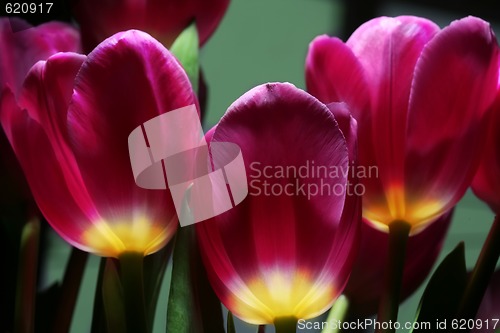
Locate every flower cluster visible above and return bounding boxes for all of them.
[1,3,500,333]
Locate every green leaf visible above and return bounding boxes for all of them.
[102,259,126,333]
[321,295,349,333]
[166,229,195,333]
[166,226,225,333]
[411,242,468,333]
[170,22,199,93]
[166,186,224,333]
[227,312,236,333]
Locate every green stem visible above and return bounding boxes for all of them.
[458,216,500,323]
[102,259,126,333]
[52,248,88,333]
[376,221,411,333]
[14,218,40,333]
[274,316,297,333]
[227,311,236,333]
[119,252,149,333]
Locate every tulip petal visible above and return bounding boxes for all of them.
[19,53,86,143]
[197,83,355,323]
[326,102,358,162]
[23,53,99,209]
[306,36,370,113]
[306,35,383,228]
[17,53,94,213]
[72,0,230,51]
[0,18,80,207]
[67,30,195,243]
[0,88,95,253]
[0,18,80,95]
[344,17,440,225]
[1,53,105,252]
[325,102,361,288]
[405,17,499,226]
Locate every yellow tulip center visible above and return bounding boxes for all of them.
[230,268,336,324]
[364,184,446,231]
[82,217,175,257]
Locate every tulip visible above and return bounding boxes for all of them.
[306,16,498,329]
[306,16,498,231]
[71,0,230,52]
[0,17,80,207]
[196,83,360,329]
[0,30,197,258]
[344,210,452,316]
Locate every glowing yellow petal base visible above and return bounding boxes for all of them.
[229,268,336,324]
[82,217,175,257]
[364,184,446,232]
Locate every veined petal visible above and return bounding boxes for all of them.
[0,18,80,207]
[325,102,361,289]
[67,30,195,254]
[404,16,499,227]
[345,16,440,227]
[72,0,230,51]
[197,83,356,324]
[306,35,383,231]
[326,102,358,162]
[0,89,96,253]
[19,53,86,142]
[14,53,98,219]
[306,36,370,112]
[0,18,80,95]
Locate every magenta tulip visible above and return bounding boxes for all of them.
[344,210,452,316]
[0,17,80,206]
[196,83,360,325]
[306,16,498,231]
[71,0,230,52]
[1,30,197,257]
